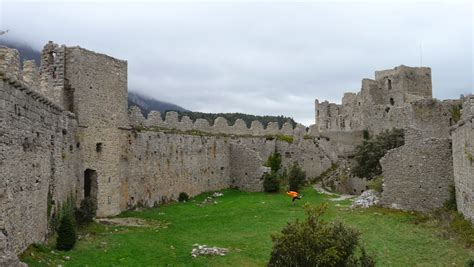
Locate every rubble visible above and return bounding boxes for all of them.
[351,190,380,208]
[191,244,229,258]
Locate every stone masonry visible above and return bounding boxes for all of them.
[315,65,461,138]
[380,129,454,212]
[452,95,474,222]
[0,42,339,256]
[0,40,472,261]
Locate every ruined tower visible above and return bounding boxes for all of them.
[314,65,434,133]
[38,42,129,216]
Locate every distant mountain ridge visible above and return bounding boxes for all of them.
[128,92,189,115]
[0,39,189,115]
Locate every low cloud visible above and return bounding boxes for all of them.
[1,1,472,125]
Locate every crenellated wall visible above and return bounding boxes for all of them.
[3,40,470,262]
[0,48,82,257]
[128,106,304,137]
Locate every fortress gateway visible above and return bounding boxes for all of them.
[0,42,472,265]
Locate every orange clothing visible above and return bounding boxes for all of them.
[286,191,298,198]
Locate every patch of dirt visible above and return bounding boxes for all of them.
[314,182,355,201]
[96,217,168,229]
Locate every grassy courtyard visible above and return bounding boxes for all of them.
[21,187,473,266]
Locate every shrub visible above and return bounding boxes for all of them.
[266,152,282,173]
[56,215,76,251]
[444,185,457,211]
[263,172,280,193]
[367,176,384,192]
[75,197,97,226]
[466,259,474,267]
[352,128,404,180]
[178,192,189,202]
[363,129,370,140]
[276,135,294,144]
[450,104,462,124]
[268,204,375,267]
[288,162,306,192]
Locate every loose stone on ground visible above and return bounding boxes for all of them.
[191,244,229,258]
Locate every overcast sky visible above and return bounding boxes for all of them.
[0,0,472,125]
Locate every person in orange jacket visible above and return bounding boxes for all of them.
[286,191,302,205]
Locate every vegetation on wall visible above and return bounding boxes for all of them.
[352,128,405,180]
[263,152,283,193]
[268,204,375,267]
[444,185,457,211]
[276,134,294,144]
[367,176,384,192]
[450,104,463,124]
[266,152,282,173]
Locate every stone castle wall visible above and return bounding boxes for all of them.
[64,46,129,217]
[0,48,82,254]
[2,40,471,261]
[452,95,474,222]
[314,65,460,138]
[380,129,454,212]
[121,124,334,208]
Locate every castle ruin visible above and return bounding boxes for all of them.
[0,41,472,264]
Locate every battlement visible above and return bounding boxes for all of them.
[128,106,310,137]
[0,46,65,112]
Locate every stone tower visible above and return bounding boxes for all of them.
[39,42,129,216]
[314,65,433,133]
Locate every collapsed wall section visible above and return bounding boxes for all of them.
[452,95,474,222]
[0,49,81,254]
[229,143,267,192]
[380,129,454,212]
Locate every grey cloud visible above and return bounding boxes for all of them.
[1,1,471,125]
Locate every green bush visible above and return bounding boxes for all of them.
[367,176,384,192]
[450,104,462,124]
[288,162,306,192]
[444,185,457,211]
[466,259,474,267]
[265,152,282,173]
[263,172,280,193]
[178,192,189,202]
[268,204,375,267]
[75,197,97,226]
[276,135,294,144]
[56,215,77,251]
[352,128,404,180]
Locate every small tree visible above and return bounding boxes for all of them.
[75,197,97,226]
[263,172,280,192]
[269,204,375,267]
[352,128,404,179]
[288,162,306,192]
[263,152,283,193]
[266,152,282,173]
[56,215,77,251]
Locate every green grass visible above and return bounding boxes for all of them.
[21,188,474,266]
